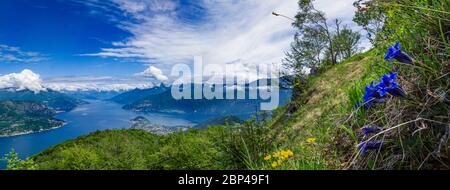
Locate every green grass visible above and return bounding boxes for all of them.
[255,51,380,170]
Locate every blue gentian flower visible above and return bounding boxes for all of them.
[361,125,382,136]
[363,82,378,103]
[384,42,413,64]
[380,72,406,97]
[358,140,383,155]
[360,82,387,108]
[356,72,406,109]
[384,42,400,60]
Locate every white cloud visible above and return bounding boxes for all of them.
[135,66,168,82]
[0,44,47,63]
[45,82,153,92]
[78,0,368,81]
[44,75,155,92]
[314,0,356,21]
[79,0,298,78]
[313,0,372,51]
[0,69,47,93]
[111,0,176,13]
[0,70,156,92]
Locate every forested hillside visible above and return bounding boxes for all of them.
[0,101,64,137]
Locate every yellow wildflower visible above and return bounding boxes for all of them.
[271,161,279,168]
[269,149,294,168]
[307,137,316,144]
[286,149,294,157]
[280,151,287,159]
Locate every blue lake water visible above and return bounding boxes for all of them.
[0,100,195,169]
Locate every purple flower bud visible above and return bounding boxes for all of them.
[387,84,406,97]
[361,125,382,136]
[394,51,413,64]
[358,140,383,155]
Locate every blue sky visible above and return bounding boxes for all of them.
[0,0,139,77]
[0,0,364,91]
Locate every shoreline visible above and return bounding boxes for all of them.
[0,122,68,138]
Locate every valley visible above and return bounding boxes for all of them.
[0,82,292,169]
[0,99,195,169]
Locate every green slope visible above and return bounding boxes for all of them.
[257,52,374,170]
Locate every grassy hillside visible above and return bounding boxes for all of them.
[258,52,374,170]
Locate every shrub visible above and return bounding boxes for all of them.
[2,150,38,170]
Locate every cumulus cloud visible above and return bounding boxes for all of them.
[0,44,47,63]
[0,69,47,93]
[135,66,169,82]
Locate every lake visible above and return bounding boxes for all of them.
[0,100,195,169]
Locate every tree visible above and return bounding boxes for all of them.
[283,28,327,77]
[353,0,387,45]
[2,149,38,170]
[293,0,336,65]
[334,26,362,60]
[284,0,362,78]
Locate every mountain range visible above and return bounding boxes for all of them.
[63,90,122,101]
[0,77,291,136]
[0,89,86,112]
[110,79,292,120]
[109,84,170,104]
